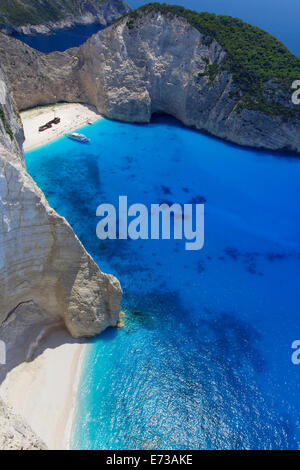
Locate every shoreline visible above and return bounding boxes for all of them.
[21,102,103,152]
[1,100,98,448]
[0,321,87,450]
[0,103,97,449]
[65,343,87,450]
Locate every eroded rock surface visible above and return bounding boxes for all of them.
[77,11,300,153]
[0,398,47,450]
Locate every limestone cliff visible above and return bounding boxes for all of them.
[0,398,47,450]
[0,65,122,338]
[0,33,85,109]
[0,0,130,35]
[77,8,300,153]
[0,6,300,153]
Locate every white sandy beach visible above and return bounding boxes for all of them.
[21,102,103,152]
[0,324,86,450]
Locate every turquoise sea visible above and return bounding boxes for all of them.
[25,115,300,449]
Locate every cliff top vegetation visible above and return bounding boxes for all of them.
[123,3,300,117]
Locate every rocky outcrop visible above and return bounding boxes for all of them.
[0,398,47,450]
[0,33,86,109]
[0,0,130,36]
[0,9,300,153]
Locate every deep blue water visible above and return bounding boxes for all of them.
[25,115,300,450]
[13,23,102,52]
[130,0,300,58]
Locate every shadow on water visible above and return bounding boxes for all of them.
[150,113,300,160]
[90,326,119,344]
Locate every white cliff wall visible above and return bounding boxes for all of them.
[0,66,122,338]
[78,12,300,153]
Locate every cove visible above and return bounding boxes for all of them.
[25,114,300,450]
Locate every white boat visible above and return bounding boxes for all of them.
[67,132,90,143]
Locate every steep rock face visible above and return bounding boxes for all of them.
[0,10,300,153]
[77,12,300,153]
[0,398,47,450]
[0,66,122,338]
[0,0,130,35]
[0,33,85,109]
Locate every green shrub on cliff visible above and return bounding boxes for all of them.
[123,3,300,117]
[0,105,13,141]
[125,3,300,84]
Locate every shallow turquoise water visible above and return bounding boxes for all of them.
[26,115,300,449]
